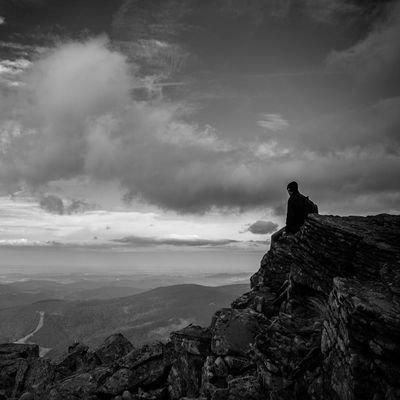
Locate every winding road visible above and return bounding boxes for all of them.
[14,311,52,357]
[15,311,45,344]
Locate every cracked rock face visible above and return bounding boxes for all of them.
[210,308,267,357]
[0,214,399,400]
[321,278,400,400]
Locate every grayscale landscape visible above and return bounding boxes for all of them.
[0,1,399,399]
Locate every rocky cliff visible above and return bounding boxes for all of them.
[1,214,399,400]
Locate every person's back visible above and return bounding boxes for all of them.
[285,181,308,234]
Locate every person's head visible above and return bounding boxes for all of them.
[287,181,298,196]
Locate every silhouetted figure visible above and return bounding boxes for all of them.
[272,181,318,242]
[286,181,308,234]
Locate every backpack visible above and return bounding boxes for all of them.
[304,195,319,215]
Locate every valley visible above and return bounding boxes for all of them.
[0,275,249,359]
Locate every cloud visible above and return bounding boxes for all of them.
[38,194,99,215]
[39,194,64,214]
[0,16,5,25]
[0,37,283,213]
[0,37,131,186]
[269,97,400,155]
[0,35,399,216]
[304,0,363,24]
[113,235,237,247]
[327,2,400,99]
[257,113,289,132]
[246,220,279,234]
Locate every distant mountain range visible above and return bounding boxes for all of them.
[0,282,248,359]
[0,279,145,308]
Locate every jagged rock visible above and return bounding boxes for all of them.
[52,372,98,397]
[97,368,133,396]
[0,344,40,399]
[171,325,211,356]
[223,355,252,375]
[98,342,172,396]
[231,288,275,316]
[0,344,39,360]
[210,308,267,356]
[200,356,228,399]
[168,326,210,399]
[226,375,264,400]
[290,214,400,295]
[48,367,110,399]
[320,277,400,400]
[19,358,56,398]
[251,234,296,294]
[55,342,100,380]
[253,310,322,398]
[94,333,135,365]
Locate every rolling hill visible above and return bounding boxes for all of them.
[0,283,249,359]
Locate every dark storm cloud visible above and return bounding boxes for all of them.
[327,2,400,99]
[267,97,400,155]
[246,220,279,235]
[113,235,237,247]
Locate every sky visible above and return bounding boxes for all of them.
[0,0,399,272]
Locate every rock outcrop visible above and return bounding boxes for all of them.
[1,214,399,400]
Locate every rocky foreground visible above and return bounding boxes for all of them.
[1,214,399,400]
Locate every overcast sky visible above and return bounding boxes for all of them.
[0,0,399,267]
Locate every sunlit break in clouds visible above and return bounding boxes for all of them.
[0,0,399,258]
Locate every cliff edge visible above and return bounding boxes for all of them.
[1,214,399,400]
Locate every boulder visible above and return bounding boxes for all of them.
[94,333,134,365]
[98,342,172,396]
[170,325,211,356]
[168,326,210,399]
[55,342,100,380]
[226,375,264,400]
[210,308,267,356]
[0,344,40,399]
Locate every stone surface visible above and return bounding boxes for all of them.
[55,342,100,380]
[321,277,400,400]
[0,344,40,399]
[94,333,135,365]
[168,326,210,399]
[170,324,211,356]
[210,308,267,356]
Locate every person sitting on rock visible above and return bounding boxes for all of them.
[272,181,310,242]
[285,181,308,235]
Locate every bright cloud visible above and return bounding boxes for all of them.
[257,113,290,132]
[0,196,268,248]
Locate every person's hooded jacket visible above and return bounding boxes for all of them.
[286,187,308,234]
